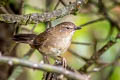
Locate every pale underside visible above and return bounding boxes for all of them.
[33,26,75,57]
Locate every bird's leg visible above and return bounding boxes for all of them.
[43,55,49,64]
[56,56,67,69]
[62,57,67,69]
[43,56,67,80]
[38,50,49,64]
[54,56,67,79]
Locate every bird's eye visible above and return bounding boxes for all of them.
[65,27,70,29]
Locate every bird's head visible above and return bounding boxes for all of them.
[55,22,81,34]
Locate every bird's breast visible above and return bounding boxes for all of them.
[38,31,74,57]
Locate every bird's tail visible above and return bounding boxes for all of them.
[13,34,37,44]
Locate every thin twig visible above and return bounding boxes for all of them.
[59,0,67,6]
[98,0,120,30]
[78,18,106,28]
[19,0,24,14]
[72,41,93,45]
[68,49,88,62]
[88,55,120,74]
[54,0,60,10]
[30,23,38,33]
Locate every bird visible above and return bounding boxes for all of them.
[13,22,81,62]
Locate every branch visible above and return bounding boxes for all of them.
[76,18,106,32]
[80,18,106,27]
[98,0,120,30]
[0,0,87,25]
[72,41,93,45]
[0,56,89,80]
[59,0,67,6]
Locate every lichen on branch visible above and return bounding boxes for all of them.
[0,0,88,24]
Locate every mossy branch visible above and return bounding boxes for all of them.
[0,0,87,24]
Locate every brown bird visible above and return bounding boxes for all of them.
[13,22,81,61]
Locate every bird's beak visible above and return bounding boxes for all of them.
[74,27,81,30]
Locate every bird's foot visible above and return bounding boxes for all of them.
[55,56,67,69]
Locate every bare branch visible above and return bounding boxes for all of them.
[75,18,106,29]
[0,56,89,80]
[80,18,106,27]
[72,41,93,45]
[59,0,67,6]
[54,0,60,10]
